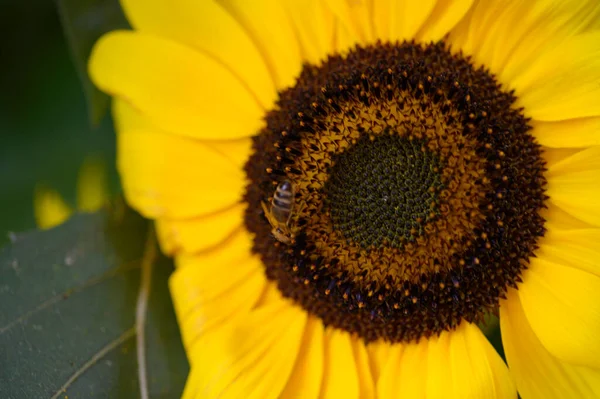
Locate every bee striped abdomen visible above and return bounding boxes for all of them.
[271,180,294,223]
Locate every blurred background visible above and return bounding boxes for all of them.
[0,0,120,246]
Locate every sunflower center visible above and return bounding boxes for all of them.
[326,133,443,249]
[244,41,547,343]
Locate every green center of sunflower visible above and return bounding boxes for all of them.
[244,41,547,343]
[326,134,443,248]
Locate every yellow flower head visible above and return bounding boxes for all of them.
[89,1,600,397]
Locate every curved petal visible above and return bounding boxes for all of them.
[537,226,600,278]
[501,0,600,85]
[205,137,253,169]
[449,0,600,100]
[542,147,583,169]
[546,146,600,227]
[280,316,325,399]
[501,288,600,399]
[183,298,307,399]
[170,229,265,352]
[373,0,437,43]
[416,0,475,43]
[532,117,600,148]
[282,0,336,65]
[377,321,515,398]
[252,281,286,309]
[156,204,245,255]
[319,328,362,398]
[120,0,276,110]
[519,257,600,368]
[114,100,245,219]
[324,0,375,47]
[351,337,376,398]
[89,31,264,140]
[375,344,403,397]
[513,31,600,121]
[367,339,393,383]
[333,17,359,53]
[541,202,595,230]
[219,0,303,90]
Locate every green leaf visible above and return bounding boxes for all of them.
[56,0,129,125]
[0,202,189,398]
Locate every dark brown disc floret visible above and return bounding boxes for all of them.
[243,41,547,343]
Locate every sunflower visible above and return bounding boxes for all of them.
[89,0,600,397]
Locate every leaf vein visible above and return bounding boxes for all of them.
[0,260,140,335]
[50,326,136,399]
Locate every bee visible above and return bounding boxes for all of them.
[261,180,298,245]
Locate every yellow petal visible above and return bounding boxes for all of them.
[447,322,515,399]
[76,156,108,212]
[185,299,307,399]
[219,0,302,90]
[33,184,73,229]
[120,0,276,110]
[500,1,600,85]
[377,321,515,398]
[170,230,265,352]
[546,146,600,227]
[282,0,336,65]
[89,31,264,140]
[519,257,600,368]
[114,98,248,221]
[114,96,254,170]
[542,147,583,169]
[334,19,359,54]
[252,280,287,309]
[177,266,266,355]
[206,137,254,170]
[379,337,426,398]
[378,332,428,398]
[514,31,600,121]
[280,316,325,399]
[449,1,530,73]
[324,0,374,47]
[112,95,155,132]
[117,123,245,219]
[352,337,376,398]
[171,229,256,315]
[416,0,475,43]
[449,0,600,96]
[541,202,595,230]
[155,203,245,255]
[319,328,361,398]
[425,326,453,397]
[532,117,600,148]
[501,288,600,399]
[367,339,392,383]
[373,0,437,42]
[537,226,600,278]
[375,344,403,398]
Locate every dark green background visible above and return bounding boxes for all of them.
[0,0,120,245]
